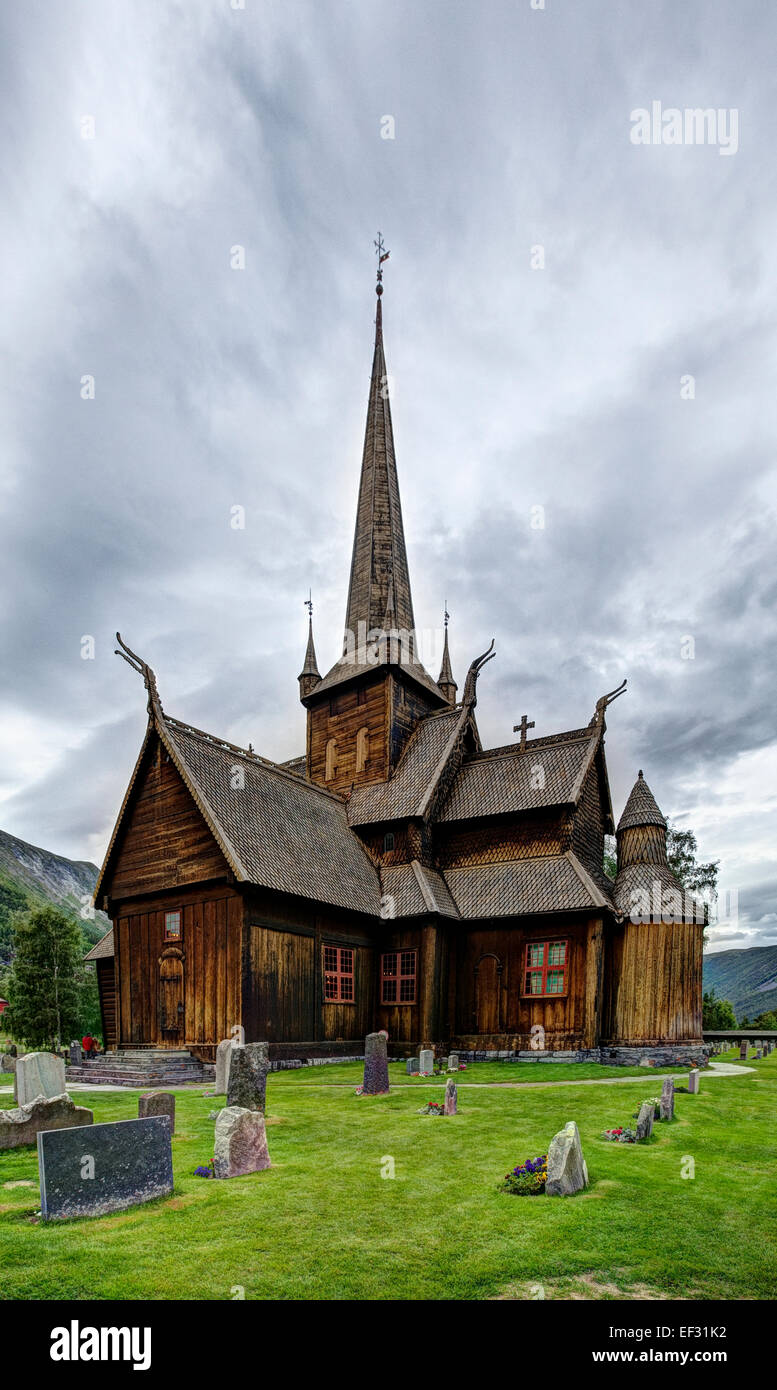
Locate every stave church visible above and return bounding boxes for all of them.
[87,251,705,1067]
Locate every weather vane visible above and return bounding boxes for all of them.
[374,231,390,293]
[304,589,313,618]
[444,600,450,629]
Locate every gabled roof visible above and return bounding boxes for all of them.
[437,726,605,823]
[96,710,382,918]
[444,851,614,919]
[348,705,473,825]
[85,927,115,961]
[380,861,460,919]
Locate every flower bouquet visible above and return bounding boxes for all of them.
[500,1155,548,1195]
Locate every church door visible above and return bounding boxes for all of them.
[158,953,185,1045]
[474,953,502,1034]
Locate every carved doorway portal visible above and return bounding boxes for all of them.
[158,949,184,1045]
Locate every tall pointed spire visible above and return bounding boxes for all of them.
[298,594,321,700]
[342,239,415,648]
[437,605,457,705]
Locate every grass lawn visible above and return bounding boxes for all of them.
[276,1059,683,1086]
[1,1052,775,1301]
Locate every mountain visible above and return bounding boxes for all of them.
[703,946,777,1024]
[0,827,109,964]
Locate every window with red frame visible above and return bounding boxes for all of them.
[164,910,182,942]
[523,939,567,996]
[323,945,354,1002]
[380,949,417,1004]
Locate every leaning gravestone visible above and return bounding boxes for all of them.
[16,1052,66,1107]
[546,1121,588,1197]
[688,1069,700,1094]
[0,1094,93,1150]
[419,1048,434,1074]
[227,1043,269,1113]
[660,1076,675,1120]
[215,1038,234,1095]
[448,1052,460,1072]
[635,1100,654,1141]
[138,1091,175,1135]
[443,1079,457,1116]
[362,1032,390,1095]
[213,1106,271,1179]
[69,1040,82,1068]
[406,1057,419,1075]
[38,1116,173,1220]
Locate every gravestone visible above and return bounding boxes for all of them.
[16,1052,66,1107]
[0,1094,93,1150]
[635,1100,654,1141]
[213,1106,271,1179]
[659,1076,675,1120]
[38,1116,173,1220]
[227,1043,269,1113]
[447,1052,460,1071]
[739,1041,748,1060]
[69,1040,82,1067]
[546,1121,588,1197]
[406,1057,419,1075]
[419,1048,434,1074]
[138,1091,175,1135]
[756,1048,762,1060]
[362,1032,390,1095]
[439,1056,448,1071]
[215,1038,234,1095]
[8,1045,16,1057]
[443,1079,457,1116]
[688,1069,700,1094]
[1,1054,16,1074]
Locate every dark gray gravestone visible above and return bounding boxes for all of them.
[659,1076,675,1121]
[635,1100,654,1140]
[227,1043,269,1113]
[406,1057,419,1075]
[362,1032,390,1095]
[739,1041,748,1060]
[38,1117,173,1221]
[69,1040,82,1067]
[138,1091,175,1134]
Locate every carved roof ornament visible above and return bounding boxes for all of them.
[589,677,627,729]
[115,632,163,717]
[462,639,495,708]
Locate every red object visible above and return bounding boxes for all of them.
[82,1035,94,1053]
[523,939,568,997]
[0,999,8,1014]
[322,945,354,1002]
[380,950,417,1004]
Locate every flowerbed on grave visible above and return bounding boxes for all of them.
[499,1155,548,1195]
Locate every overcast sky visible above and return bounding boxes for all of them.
[1,0,775,952]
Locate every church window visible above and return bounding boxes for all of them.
[381,950,417,1004]
[356,725,369,772]
[164,910,182,942]
[383,831,395,852]
[523,940,567,996]
[325,738,337,781]
[323,945,354,1002]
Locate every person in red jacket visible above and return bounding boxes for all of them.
[81,1034,95,1060]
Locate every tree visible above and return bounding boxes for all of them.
[4,905,86,1049]
[752,1010,777,1031]
[702,987,737,1030]
[667,825,719,909]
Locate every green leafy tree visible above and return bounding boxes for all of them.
[667,825,719,906]
[752,1010,777,1030]
[702,987,737,1030]
[4,905,86,1049]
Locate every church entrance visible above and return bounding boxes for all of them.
[473,953,502,1033]
[158,951,185,1044]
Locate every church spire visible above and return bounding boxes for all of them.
[342,237,415,649]
[298,594,321,700]
[437,605,457,705]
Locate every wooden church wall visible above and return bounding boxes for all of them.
[603,920,704,1043]
[108,739,230,902]
[307,676,389,791]
[114,885,242,1053]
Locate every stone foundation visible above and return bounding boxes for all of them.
[451,1044,710,1067]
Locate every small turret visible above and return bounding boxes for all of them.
[437,609,457,706]
[298,611,321,701]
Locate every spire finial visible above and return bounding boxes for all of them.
[374,231,390,296]
[444,600,450,630]
[305,589,313,619]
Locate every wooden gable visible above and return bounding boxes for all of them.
[105,732,231,903]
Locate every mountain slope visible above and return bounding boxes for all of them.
[0,828,108,962]
[703,946,777,1023]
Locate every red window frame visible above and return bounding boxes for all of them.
[323,945,354,1003]
[380,949,417,1005]
[522,939,568,997]
[164,910,182,942]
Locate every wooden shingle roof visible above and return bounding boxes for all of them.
[617,770,667,831]
[444,852,613,919]
[438,729,600,823]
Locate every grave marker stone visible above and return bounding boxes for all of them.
[0,1094,93,1150]
[215,1038,234,1095]
[38,1116,173,1220]
[213,1106,271,1178]
[362,1032,390,1095]
[69,1041,82,1068]
[688,1069,700,1094]
[447,1052,460,1072]
[739,1041,748,1060]
[546,1121,588,1197]
[406,1057,419,1075]
[16,1052,66,1107]
[443,1079,457,1116]
[227,1043,269,1113]
[138,1091,175,1134]
[660,1076,675,1120]
[1,1054,16,1074]
[419,1048,434,1074]
[635,1100,654,1141]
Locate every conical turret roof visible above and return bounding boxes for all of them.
[617,770,666,833]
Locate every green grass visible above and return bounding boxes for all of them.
[273,1059,683,1086]
[1,1052,775,1301]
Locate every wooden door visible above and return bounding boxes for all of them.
[474,953,502,1034]
[158,953,185,1044]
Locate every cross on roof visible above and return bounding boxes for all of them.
[513,714,535,751]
